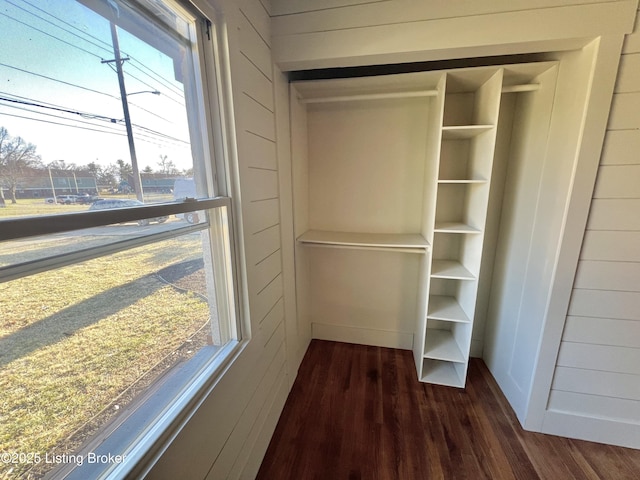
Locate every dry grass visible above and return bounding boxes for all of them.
[0,234,210,479]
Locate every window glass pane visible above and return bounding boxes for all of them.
[0,0,211,218]
[0,227,226,479]
[0,1,237,478]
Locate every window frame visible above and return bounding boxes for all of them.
[0,0,244,478]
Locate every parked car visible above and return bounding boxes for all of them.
[88,199,168,225]
[76,194,103,204]
[57,195,79,204]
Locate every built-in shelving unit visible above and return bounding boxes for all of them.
[290,62,557,388]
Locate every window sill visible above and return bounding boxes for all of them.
[47,340,239,480]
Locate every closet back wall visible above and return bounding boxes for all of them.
[297,93,433,348]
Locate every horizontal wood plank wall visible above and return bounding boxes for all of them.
[270,0,636,70]
[547,5,640,445]
[214,1,293,478]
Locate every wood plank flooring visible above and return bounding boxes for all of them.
[256,340,640,480]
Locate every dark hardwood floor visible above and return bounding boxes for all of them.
[256,340,640,480]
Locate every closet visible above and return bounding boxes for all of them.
[290,61,558,388]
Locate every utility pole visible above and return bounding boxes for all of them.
[103,21,144,202]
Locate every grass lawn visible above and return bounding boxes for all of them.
[0,194,172,218]
[0,233,211,479]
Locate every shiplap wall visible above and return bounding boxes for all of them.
[547,5,640,438]
[144,0,300,478]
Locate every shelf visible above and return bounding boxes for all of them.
[431,260,475,280]
[424,329,466,363]
[434,222,481,234]
[297,230,430,252]
[420,359,464,387]
[427,295,471,323]
[438,179,487,184]
[442,125,494,139]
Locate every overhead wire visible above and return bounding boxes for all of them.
[0,1,192,151]
[0,96,190,145]
[0,62,120,100]
[15,0,187,102]
[0,11,104,61]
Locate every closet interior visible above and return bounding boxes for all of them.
[290,61,558,387]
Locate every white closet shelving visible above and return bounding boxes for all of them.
[420,69,503,387]
[290,62,556,388]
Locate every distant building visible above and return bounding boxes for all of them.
[13,168,98,199]
[128,173,184,194]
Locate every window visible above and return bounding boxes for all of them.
[0,0,238,478]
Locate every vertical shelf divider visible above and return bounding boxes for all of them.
[413,74,447,376]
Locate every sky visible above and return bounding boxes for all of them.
[0,0,194,173]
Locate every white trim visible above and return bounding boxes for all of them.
[541,410,640,449]
[525,34,627,431]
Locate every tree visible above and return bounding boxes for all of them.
[157,154,177,175]
[48,159,76,170]
[0,127,42,204]
[115,159,132,182]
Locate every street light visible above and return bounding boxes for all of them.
[127,90,161,97]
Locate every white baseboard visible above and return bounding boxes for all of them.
[541,410,640,449]
[311,322,414,350]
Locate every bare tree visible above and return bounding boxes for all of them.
[0,127,42,204]
[157,154,177,175]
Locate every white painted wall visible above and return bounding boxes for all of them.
[542,5,640,448]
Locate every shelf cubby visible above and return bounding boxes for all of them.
[431,260,475,280]
[423,326,467,363]
[420,358,465,387]
[427,295,471,323]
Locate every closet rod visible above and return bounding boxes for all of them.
[501,83,540,93]
[300,243,428,255]
[300,90,439,104]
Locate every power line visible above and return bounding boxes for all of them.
[0,111,126,137]
[20,0,186,97]
[130,123,189,144]
[0,108,190,150]
[0,102,125,136]
[0,94,118,123]
[0,11,104,61]
[5,0,113,57]
[2,3,184,109]
[0,62,120,100]
[0,90,187,147]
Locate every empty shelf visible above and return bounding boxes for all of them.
[442,125,494,139]
[434,222,482,234]
[437,178,488,184]
[424,329,466,363]
[427,295,471,323]
[431,260,475,280]
[420,359,464,387]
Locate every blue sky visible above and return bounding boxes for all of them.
[0,0,193,172]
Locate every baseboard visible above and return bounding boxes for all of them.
[311,322,414,350]
[541,410,640,449]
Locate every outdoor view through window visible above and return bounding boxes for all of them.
[0,1,235,478]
